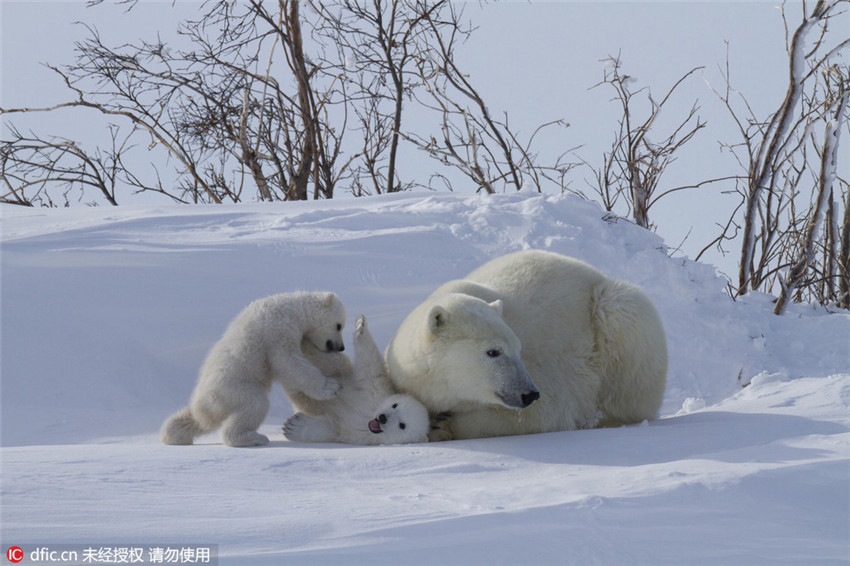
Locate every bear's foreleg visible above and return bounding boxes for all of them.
[272,348,342,401]
[427,412,455,442]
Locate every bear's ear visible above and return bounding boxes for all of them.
[489,300,504,316]
[427,305,449,335]
[322,292,336,308]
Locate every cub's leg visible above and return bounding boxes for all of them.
[218,383,271,447]
[302,338,354,379]
[352,315,391,394]
[272,347,341,401]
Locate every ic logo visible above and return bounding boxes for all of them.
[6,546,24,563]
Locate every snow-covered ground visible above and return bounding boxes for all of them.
[2,193,848,565]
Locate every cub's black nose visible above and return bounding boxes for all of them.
[521,390,540,408]
[378,414,387,424]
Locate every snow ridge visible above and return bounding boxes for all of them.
[2,193,848,565]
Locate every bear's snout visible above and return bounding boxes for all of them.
[326,339,345,352]
[496,386,540,409]
[494,358,540,409]
[521,390,540,407]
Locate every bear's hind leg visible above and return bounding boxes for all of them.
[283,413,338,443]
[219,388,271,447]
[591,280,668,425]
[352,314,391,392]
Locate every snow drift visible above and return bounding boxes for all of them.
[1,193,848,564]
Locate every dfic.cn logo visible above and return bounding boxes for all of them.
[6,546,24,563]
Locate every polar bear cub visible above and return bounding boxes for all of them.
[161,291,351,447]
[284,315,430,445]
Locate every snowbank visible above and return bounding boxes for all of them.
[2,193,848,564]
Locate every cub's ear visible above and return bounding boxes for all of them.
[427,305,449,335]
[488,299,504,316]
[322,292,336,308]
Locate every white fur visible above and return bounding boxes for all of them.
[386,250,668,440]
[160,291,351,447]
[283,316,429,445]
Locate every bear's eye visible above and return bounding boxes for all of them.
[399,423,406,429]
[392,403,398,409]
[336,324,342,331]
[486,349,501,358]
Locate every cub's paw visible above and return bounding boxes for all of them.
[283,413,334,443]
[308,377,342,400]
[223,430,270,448]
[354,314,368,336]
[282,413,310,442]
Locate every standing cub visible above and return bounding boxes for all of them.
[161,291,351,447]
[284,315,429,445]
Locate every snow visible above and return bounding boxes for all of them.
[2,192,849,565]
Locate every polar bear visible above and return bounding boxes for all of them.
[386,250,668,440]
[161,291,351,447]
[283,315,430,445]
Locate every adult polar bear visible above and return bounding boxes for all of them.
[386,250,667,440]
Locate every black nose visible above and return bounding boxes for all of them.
[520,390,540,408]
[378,414,387,424]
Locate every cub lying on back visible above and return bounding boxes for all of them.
[284,315,430,445]
[161,291,351,447]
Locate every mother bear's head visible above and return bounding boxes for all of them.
[386,292,539,413]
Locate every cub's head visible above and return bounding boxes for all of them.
[368,394,430,444]
[306,292,347,353]
[402,294,540,412]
